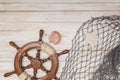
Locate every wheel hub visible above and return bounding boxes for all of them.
[31,59,41,69]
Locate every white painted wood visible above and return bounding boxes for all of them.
[0,23,81,30]
[0,26,78,50]
[0,3,119,11]
[0,12,119,22]
[0,0,120,4]
[0,0,119,80]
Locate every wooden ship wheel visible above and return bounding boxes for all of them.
[4,29,69,80]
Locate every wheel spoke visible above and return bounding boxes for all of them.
[56,49,69,57]
[4,71,16,77]
[25,53,33,61]
[23,64,32,70]
[41,57,50,63]
[32,69,37,79]
[36,50,40,59]
[40,65,49,73]
[39,29,44,41]
[9,41,20,50]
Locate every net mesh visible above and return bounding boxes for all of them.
[60,15,120,80]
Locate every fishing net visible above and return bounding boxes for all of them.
[60,15,120,80]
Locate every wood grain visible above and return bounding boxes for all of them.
[0,3,119,12]
[0,0,119,80]
[0,0,120,4]
[0,12,119,22]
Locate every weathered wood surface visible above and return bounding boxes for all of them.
[0,0,119,80]
[0,0,120,3]
[0,3,120,11]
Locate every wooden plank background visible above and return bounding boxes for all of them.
[0,0,120,80]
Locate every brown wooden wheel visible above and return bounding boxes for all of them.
[4,30,69,80]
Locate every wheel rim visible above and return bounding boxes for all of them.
[14,41,59,80]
